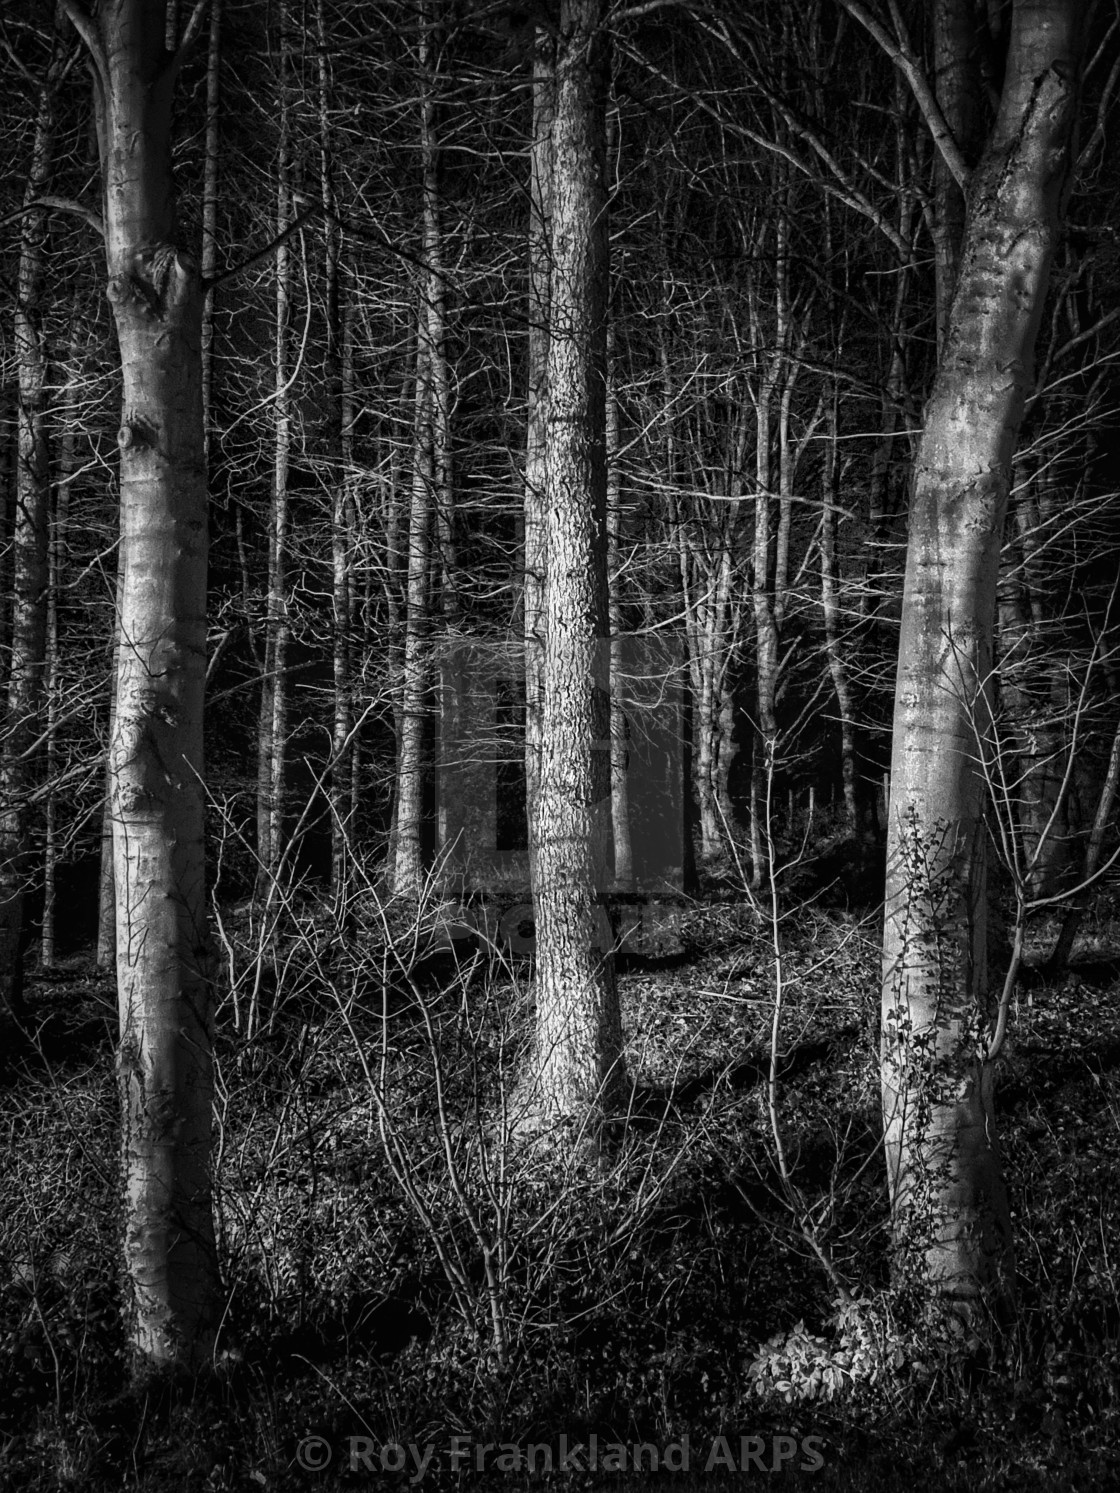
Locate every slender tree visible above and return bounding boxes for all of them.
[256,2,293,896]
[0,13,70,1021]
[40,309,83,969]
[523,24,555,884]
[63,0,219,1370]
[819,397,865,838]
[317,0,356,900]
[392,2,446,897]
[606,323,634,889]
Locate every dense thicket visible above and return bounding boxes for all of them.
[4,2,1117,930]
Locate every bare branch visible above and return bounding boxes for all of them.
[617,33,914,262]
[203,203,320,290]
[835,0,971,192]
[177,0,212,54]
[167,0,211,79]
[32,194,104,237]
[0,33,45,88]
[57,0,107,85]
[1051,307,1120,365]
[0,195,104,240]
[610,0,681,19]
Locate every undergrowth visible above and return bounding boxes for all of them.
[1,893,1119,1491]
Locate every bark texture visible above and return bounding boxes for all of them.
[82,0,219,1370]
[882,0,1083,1310]
[529,0,624,1133]
[524,28,555,885]
[393,1,450,896]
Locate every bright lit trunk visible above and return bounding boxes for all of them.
[882,0,1083,1311]
[529,0,624,1133]
[524,30,555,885]
[84,0,219,1368]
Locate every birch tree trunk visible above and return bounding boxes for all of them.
[528,0,624,1135]
[882,0,1083,1313]
[66,0,219,1369]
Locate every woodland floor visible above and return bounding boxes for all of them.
[2,886,1119,1492]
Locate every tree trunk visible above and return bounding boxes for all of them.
[318,0,355,901]
[392,314,433,899]
[256,8,292,896]
[752,389,779,887]
[393,8,444,896]
[74,0,219,1369]
[1046,709,1120,975]
[748,237,788,885]
[882,0,1083,1313]
[425,8,457,858]
[41,313,80,970]
[97,563,122,971]
[995,458,1075,899]
[524,27,555,886]
[201,0,221,449]
[679,517,723,863]
[528,0,624,1136]
[0,21,66,1021]
[606,326,633,890]
[820,401,871,843]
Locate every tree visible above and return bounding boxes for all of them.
[0,11,71,1022]
[527,0,625,1136]
[392,1,449,897]
[881,0,1084,1313]
[63,0,219,1370]
[256,0,294,897]
[523,23,555,887]
[316,0,357,901]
